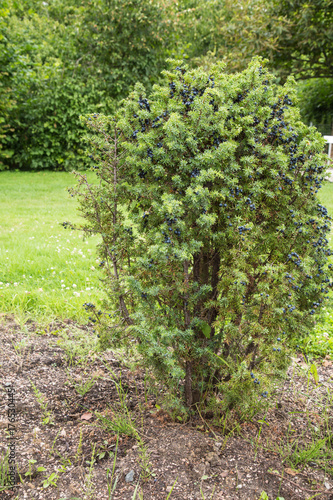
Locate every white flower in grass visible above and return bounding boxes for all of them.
[0,282,2,285]
[86,287,91,291]
[72,284,77,288]
[61,284,65,288]
[14,283,18,286]
[91,266,95,271]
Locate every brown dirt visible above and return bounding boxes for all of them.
[0,315,332,500]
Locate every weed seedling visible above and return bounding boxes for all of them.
[106,434,119,499]
[200,484,216,499]
[42,471,59,489]
[49,429,61,457]
[0,450,10,492]
[254,416,269,459]
[66,370,99,396]
[29,380,54,425]
[24,459,37,480]
[11,338,29,357]
[83,443,97,500]
[137,437,154,480]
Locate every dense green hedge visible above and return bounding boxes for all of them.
[1,0,332,171]
[0,0,172,171]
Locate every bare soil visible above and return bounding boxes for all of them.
[0,315,332,500]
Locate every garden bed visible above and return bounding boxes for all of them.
[0,315,332,500]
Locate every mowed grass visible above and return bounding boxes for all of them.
[0,171,105,324]
[0,171,333,354]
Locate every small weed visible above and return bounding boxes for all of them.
[96,440,113,461]
[11,338,29,357]
[42,471,59,489]
[0,450,10,492]
[24,458,37,480]
[259,492,285,500]
[83,443,97,500]
[49,429,61,457]
[96,370,138,438]
[57,456,72,473]
[254,416,269,459]
[106,435,119,499]
[66,370,99,396]
[137,437,154,480]
[199,485,216,499]
[56,328,98,366]
[287,437,330,468]
[95,409,137,438]
[29,380,54,425]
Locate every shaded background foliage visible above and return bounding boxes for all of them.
[0,0,332,170]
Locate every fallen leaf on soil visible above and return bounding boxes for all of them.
[81,412,93,420]
[322,360,332,367]
[285,468,298,476]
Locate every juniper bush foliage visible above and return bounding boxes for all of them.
[72,59,333,417]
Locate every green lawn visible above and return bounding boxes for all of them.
[0,171,105,323]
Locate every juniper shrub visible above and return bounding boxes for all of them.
[71,58,332,420]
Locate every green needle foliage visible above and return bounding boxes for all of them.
[72,58,333,420]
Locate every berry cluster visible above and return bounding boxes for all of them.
[237,226,251,235]
[287,252,302,267]
[138,96,150,112]
[142,212,149,227]
[245,197,256,211]
[212,132,224,149]
[191,168,200,178]
[250,373,260,385]
[161,230,172,244]
[169,82,176,98]
[138,169,147,179]
[124,227,134,240]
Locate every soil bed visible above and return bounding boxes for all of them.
[0,316,332,500]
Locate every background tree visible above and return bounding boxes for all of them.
[267,0,333,81]
[297,79,333,136]
[1,0,175,170]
